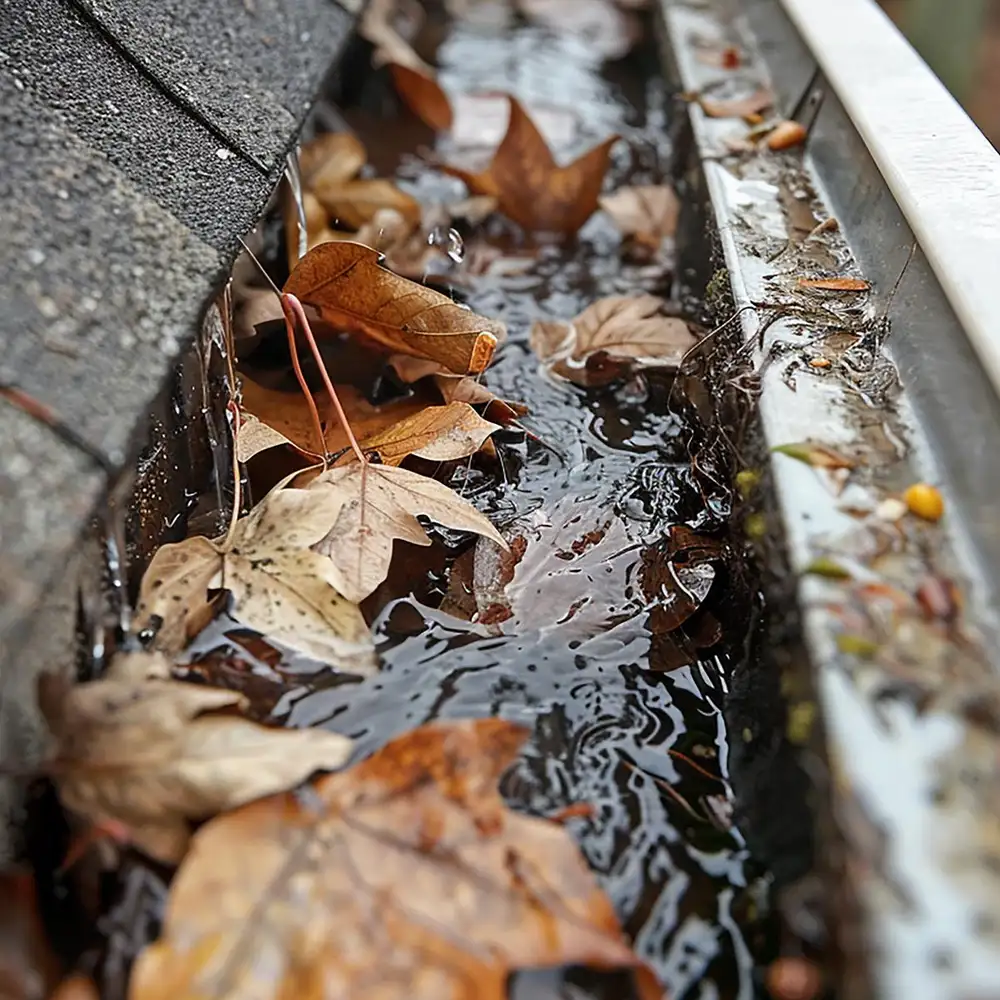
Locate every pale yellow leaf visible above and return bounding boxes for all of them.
[309,463,506,603]
[598,185,680,242]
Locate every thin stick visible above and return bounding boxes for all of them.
[281,300,329,466]
[282,292,367,467]
[222,401,243,548]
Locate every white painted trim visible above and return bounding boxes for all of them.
[779,0,1000,393]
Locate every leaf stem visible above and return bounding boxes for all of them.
[280,295,330,469]
[282,293,367,467]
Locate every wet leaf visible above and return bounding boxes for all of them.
[237,377,429,463]
[599,184,680,255]
[357,401,501,464]
[796,276,870,291]
[518,0,640,60]
[38,673,352,865]
[431,374,528,425]
[299,132,367,190]
[0,869,59,1000]
[284,242,505,374]
[772,441,856,469]
[699,87,773,118]
[130,719,662,1000]
[766,119,807,150]
[390,62,454,131]
[313,178,422,232]
[308,463,506,603]
[133,490,374,674]
[444,97,618,234]
[223,489,374,672]
[530,294,699,386]
[134,535,222,653]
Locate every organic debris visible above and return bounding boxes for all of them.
[443,96,618,234]
[699,87,773,119]
[599,184,680,258]
[130,720,661,1000]
[796,276,870,292]
[38,668,352,864]
[772,441,856,470]
[766,119,808,150]
[531,293,699,385]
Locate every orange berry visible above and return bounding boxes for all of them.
[903,483,944,522]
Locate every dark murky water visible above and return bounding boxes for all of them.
[66,8,784,1000]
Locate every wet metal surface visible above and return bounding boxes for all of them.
[661,0,1000,996]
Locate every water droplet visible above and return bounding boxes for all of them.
[427,225,464,264]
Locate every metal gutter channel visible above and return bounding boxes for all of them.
[659,1,1000,997]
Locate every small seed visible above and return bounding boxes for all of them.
[904,483,944,522]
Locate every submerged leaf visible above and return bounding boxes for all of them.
[284,242,505,374]
[308,463,506,603]
[130,719,662,1000]
[531,293,699,386]
[39,674,352,865]
[444,97,617,234]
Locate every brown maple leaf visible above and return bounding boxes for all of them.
[443,97,618,234]
[130,719,662,1000]
[284,242,505,374]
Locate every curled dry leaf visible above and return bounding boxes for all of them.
[443,97,617,234]
[531,294,699,386]
[130,719,662,1000]
[38,673,352,865]
[699,87,773,119]
[133,490,375,674]
[284,242,505,374]
[599,184,680,248]
[796,276,869,291]
[308,463,506,603]
[390,61,454,132]
[772,441,856,469]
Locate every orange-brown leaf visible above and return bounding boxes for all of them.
[284,242,505,374]
[390,62,454,132]
[130,719,661,1000]
[445,97,617,234]
[797,276,870,291]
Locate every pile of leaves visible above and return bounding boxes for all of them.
[15,2,731,996]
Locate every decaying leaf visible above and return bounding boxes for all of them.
[531,294,699,386]
[599,184,680,251]
[355,401,501,465]
[444,97,618,234]
[299,132,368,191]
[284,242,505,374]
[314,178,422,232]
[134,490,375,674]
[699,87,773,119]
[772,441,856,469]
[308,463,506,603]
[390,61,454,131]
[796,276,870,291]
[432,374,528,425]
[38,673,352,865]
[130,719,662,1000]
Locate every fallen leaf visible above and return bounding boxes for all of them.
[444,97,617,234]
[284,242,505,374]
[390,62,453,131]
[308,462,506,603]
[432,374,528,424]
[530,294,699,386]
[298,132,367,190]
[133,489,375,673]
[696,44,742,69]
[796,276,870,291]
[38,673,352,865]
[772,441,856,469]
[356,401,501,465]
[133,535,222,653]
[599,184,680,246]
[237,375,429,463]
[766,120,807,150]
[313,177,422,232]
[130,719,662,1000]
[0,870,60,1000]
[699,87,773,119]
[518,0,640,60]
